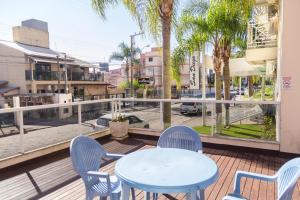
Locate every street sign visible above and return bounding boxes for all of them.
[189,51,200,89]
[138,77,151,84]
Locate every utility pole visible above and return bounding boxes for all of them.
[130,32,143,97]
[64,53,68,94]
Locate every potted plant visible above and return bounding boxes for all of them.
[109,114,129,140]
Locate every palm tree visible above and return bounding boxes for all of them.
[110,42,140,83]
[91,0,179,128]
[218,0,253,127]
[175,0,253,132]
[176,0,224,133]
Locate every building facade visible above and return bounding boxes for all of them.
[139,47,190,89]
[0,19,108,101]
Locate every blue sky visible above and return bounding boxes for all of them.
[0,0,183,68]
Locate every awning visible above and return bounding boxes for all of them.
[30,57,76,65]
[230,58,266,77]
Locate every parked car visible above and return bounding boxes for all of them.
[93,113,150,131]
[180,102,203,115]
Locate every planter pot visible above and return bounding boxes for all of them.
[109,120,129,140]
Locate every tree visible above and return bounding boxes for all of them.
[176,0,224,133]
[110,42,140,83]
[91,0,179,128]
[218,0,253,127]
[175,0,253,132]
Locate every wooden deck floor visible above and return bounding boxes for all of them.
[0,136,299,200]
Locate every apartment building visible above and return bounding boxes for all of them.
[139,47,190,89]
[0,19,108,101]
[103,68,122,87]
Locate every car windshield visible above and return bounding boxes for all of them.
[182,102,195,106]
[97,118,110,126]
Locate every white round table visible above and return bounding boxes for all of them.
[115,148,219,200]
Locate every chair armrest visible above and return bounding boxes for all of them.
[86,171,109,178]
[85,171,112,193]
[233,171,277,195]
[105,153,125,159]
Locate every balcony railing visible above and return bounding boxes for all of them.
[247,21,277,49]
[0,97,280,163]
[70,72,104,81]
[25,70,104,82]
[25,70,65,81]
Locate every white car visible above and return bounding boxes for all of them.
[180,102,203,115]
[93,113,150,131]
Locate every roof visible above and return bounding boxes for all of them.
[0,40,97,68]
[0,86,19,95]
[0,40,60,58]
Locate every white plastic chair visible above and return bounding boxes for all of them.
[70,136,124,200]
[223,157,300,200]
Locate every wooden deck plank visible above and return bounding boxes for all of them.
[257,156,269,200]
[216,151,245,199]
[1,137,299,200]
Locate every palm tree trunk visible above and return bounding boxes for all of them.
[248,76,254,97]
[222,43,231,127]
[213,45,222,134]
[162,15,172,129]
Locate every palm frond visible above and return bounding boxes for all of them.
[91,0,118,19]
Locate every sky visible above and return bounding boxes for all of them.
[0,0,184,69]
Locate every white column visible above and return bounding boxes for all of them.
[13,96,24,153]
[78,104,82,125]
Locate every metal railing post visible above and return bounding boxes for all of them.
[160,101,163,130]
[118,100,122,114]
[78,104,82,125]
[211,102,214,136]
[111,100,115,119]
[18,110,24,153]
[276,103,281,142]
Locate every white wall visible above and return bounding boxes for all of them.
[279,0,300,153]
[0,44,27,93]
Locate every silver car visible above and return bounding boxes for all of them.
[93,113,150,131]
[180,102,203,115]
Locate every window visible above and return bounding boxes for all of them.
[63,108,69,114]
[128,116,141,124]
[148,57,153,62]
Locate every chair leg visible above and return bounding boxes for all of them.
[196,190,204,200]
[111,193,121,200]
[153,193,158,200]
[144,191,150,200]
[131,188,136,200]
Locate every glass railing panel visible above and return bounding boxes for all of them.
[22,105,79,152]
[0,112,19,159]
[210,102,277,141]
[80,102,111,134]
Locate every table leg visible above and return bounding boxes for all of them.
[186,191,197,200]
[144,191,150,200]
[121,183,130,200]
[196,190,205,200]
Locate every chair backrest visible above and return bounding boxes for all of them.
[157,125,202,152]
[276,158,300,200]
[70,136,106,187]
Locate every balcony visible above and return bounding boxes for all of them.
[25,70,65,81]
[0,136,300,199]
[70,72,104,81]
[0,98,295,199]
[25,70,104,82]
